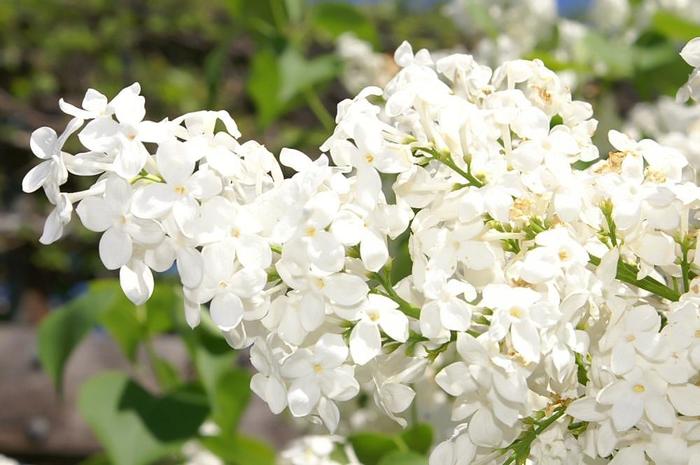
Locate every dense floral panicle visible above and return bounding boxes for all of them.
[24,38,700,464]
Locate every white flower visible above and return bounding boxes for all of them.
[597,367,675,432]
[481,284,549,363]
[78,83,167,178]
[249,338,287,415]
[22,119,83,202]
[195,242,267,331]
[598,304,661,376]
[281,334,359,431]
[420,269,476,340]
[77,177,163,270]
[337,294,409,365]
[132,139,221,229]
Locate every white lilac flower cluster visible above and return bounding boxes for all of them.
[24,38,700,464]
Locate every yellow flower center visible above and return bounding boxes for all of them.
[313,363,324,374]
[510,307,523,319]
[174,185,187,195]
[632,384,645,393]
[368,311,380,322]
[365,153,375,164]
[305,226,317,237]
[558,249,570,261]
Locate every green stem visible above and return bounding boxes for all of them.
[304,89,334,132]
[679,237,692,294]
[589,255,680,301]
[599,200,618,247]
[371,270,421,319]
[502,407,567,465]
[129,173,163,185]
[415,147,484,188]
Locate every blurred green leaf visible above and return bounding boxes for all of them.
[285,0,305,25]
[98,292,142,362]
[311,2,378,45]
[582,32,635,78]
[349,432,399,465]
[39,278,182,391]
[98,280,179,362]
[185,322,250,435]
[634,43,678,71]
[248,46,339,126]
[200,434,276,465]
[211,369,251,436]
[278,47,339,102]
[652,11,700,41]
[78,372,209,465]
[400,423,433,455]
[378,451,427,465]
[248,48,282,126]
[38,280,123,392]
[148,349,182,390]
[77,453,111,465]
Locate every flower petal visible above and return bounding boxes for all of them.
[210,292,244,331]
[30,127,57,159]
[119,260,154,305]
[287,378,321,417]
[360,229,388,272]
[131,183,178,219]
[323,273,368,306]
[22,161,53,193]
[176,247,203,288]
[350,320,380,365]
[99,227,133,270]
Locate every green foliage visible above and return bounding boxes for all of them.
[200,434,276,465]
[378,451,427,465]
[400,423,433,455]
[37,280,128,392]
[311,2,379,45]
[349,432,399,465]
[348,424,433,465]
[652,11,700,41]
[78,372,209,465]
[37,279,182,392]
[38,278,275,465]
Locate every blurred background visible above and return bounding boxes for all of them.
[1,0,699,464]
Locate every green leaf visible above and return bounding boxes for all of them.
[652,11,700,42]
[633,43,678,72]
[98,292,142,361]
[400,423,433,455]
[349,432,399,465]
[200,434,275,465]
[247,48,281,126]
[143,282,179,336]
[77,453,111,465]
[211,369,251,436]
[148,350,182,390]
[78,372,209,465]
[581,32,635,78]
[247,46,339,126]
[378,451,427,465]
[277,47,339,103]
[311,2,378,46]
[186,323,249,435]
[99,280,179,362]
[37,280,123,392]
